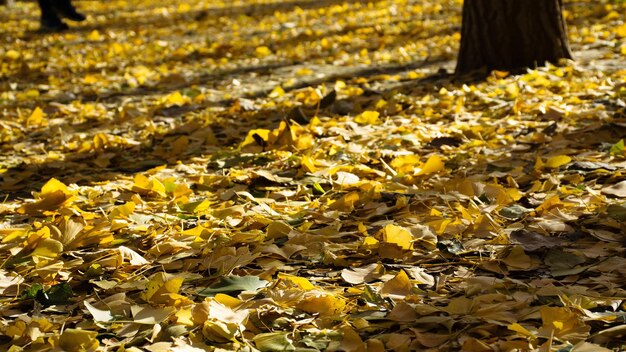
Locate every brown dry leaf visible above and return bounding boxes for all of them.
[601,180,626,197]
[387,301,418,322]
[335,326,366,352]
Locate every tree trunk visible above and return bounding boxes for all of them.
[455,0,573,75]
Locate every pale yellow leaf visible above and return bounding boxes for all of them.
[545,155,572,169]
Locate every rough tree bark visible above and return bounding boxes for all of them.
[455,0,573,74]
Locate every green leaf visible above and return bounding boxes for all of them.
[312,182,325,194]
[198,276,268,297]
[37,282,73,306]
[253,332,296,352]
[301,336,331,350]
[23,283,44,300]
[610,139,624,155]
[163,181,178,193]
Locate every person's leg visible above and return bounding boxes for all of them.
[38,0,68,31]
[52,0,85,22]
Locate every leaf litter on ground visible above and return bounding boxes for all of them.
[1,0,626,351]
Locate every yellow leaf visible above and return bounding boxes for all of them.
[354,111,381,125]
[5,320,26,339]
[241,129,271,148]
[202,319,238,342]
[430,208,442,216]
[18,178,76,214]
[110,201,135,219]
[87,30,102,41]
[407,71,423,79]
[142,272,185,305]
[25,227,50,250]
[32,238,63,260]
[214,293,243,309]
[5,49,21,60]
[417,155,445,175]
[381,270,412,297]
[505,83,519,98]
[545,155,571,169]
[539,306,590,341]
[296,68,313,76]
[278,274,316,290]
[83,74,99,84]
[508,323,536,338]
[382,224,413,250]
[92,133,110,150]
[27,107,47,127]
[0,228,28,244]
[296,133,315,149]
[182,224,211,240]
[536,195,561,214]
[390,154,420,174]
[273,120,295,148]
[506,188,522,202]
[266,221,292,240]
[185,198,212,214]
[329,192,360,211]
[41,178,73,198]
[255,46,273,58]
[175,307,194,326]
[269,86,285,98]
[173,183,193,199]
[616,23,626,38]
[361,236,379,249]
[132,174,167,197]
[53,329,99,352]
[163,91,189,107]
[26,89,39,98]
[301,155,317,173]
[298,292,346,316]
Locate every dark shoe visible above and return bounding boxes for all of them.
[39,17,69,32]
[52,0,85,22]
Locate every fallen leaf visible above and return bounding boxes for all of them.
[602,180,626,197]
[381,270,412,298]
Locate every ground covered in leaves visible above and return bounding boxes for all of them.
[2,0,626,351]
